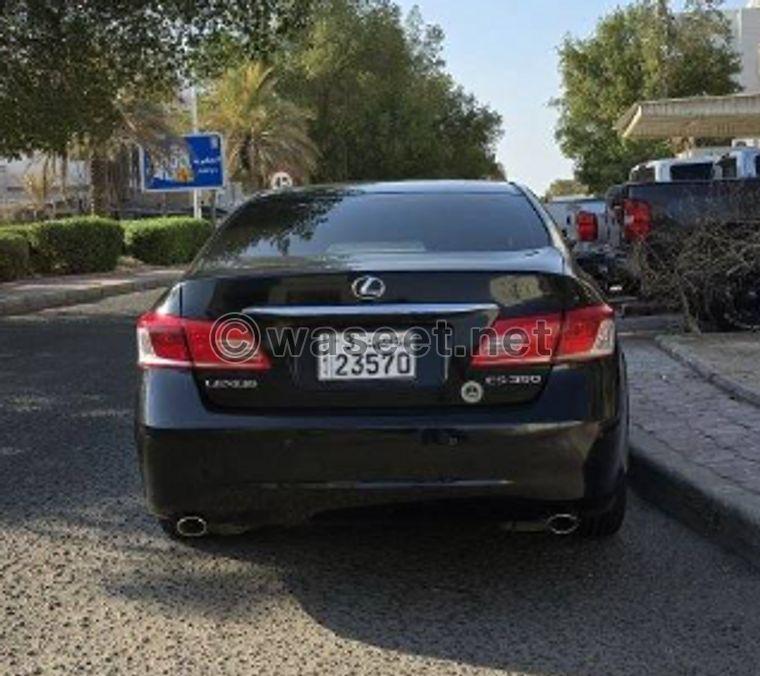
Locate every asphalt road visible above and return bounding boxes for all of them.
[2,290,760,676]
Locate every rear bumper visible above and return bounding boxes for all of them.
[135,358,628,524]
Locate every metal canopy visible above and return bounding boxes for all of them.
[616,93,760,139]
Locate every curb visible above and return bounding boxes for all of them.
[0,272,181,317]
[629,426,760,567]
[654,335,760,409]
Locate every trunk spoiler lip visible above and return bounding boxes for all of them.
[185,247,567,280]
[242,303,500,318]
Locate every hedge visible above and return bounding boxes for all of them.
[2,217,124,274]
[123,217,212,265]
[0,232,30,281]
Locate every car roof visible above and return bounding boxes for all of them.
[255,180,523,198]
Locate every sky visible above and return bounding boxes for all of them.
[395,0,748,194]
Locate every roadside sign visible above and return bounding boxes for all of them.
[141,133,225,192]
[270,171,294,190]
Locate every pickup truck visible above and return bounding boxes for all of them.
[606,178,760,328]
[544,196,626,291]
[629,148,760,183]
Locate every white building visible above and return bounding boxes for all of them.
[0,155,89,214]
[726,1,760,93]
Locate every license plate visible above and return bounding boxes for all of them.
[317,331,416,381]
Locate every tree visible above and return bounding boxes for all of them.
[0,1,318,211]
[79,95,181,216]
[275,0,503,182]
[544,178,590,201]
[202,62,318,189]
[554,0,740,194]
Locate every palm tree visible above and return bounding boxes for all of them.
[22,166,54,219]
[202,62,318,189]
[21,153,73,218]
[73,94,180,216]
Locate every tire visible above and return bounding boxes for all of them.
[157,517,182,539]
[578,481,627,538]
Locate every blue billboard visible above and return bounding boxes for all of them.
[141,132,225,192]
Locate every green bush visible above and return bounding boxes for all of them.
[2,217,123,274]
[123,217,212,265]
[0,232,31,281]
[0,224,51,273]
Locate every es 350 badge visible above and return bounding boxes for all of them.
[485,374,544,388]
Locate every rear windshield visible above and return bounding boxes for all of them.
[199,192,550,267]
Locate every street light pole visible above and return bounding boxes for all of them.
[190,85,202,219]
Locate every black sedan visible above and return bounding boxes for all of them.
[135,181,628,539]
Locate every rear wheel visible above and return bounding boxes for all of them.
[158,518,187,540]
[578,481,627,537]
[158,517,181,539]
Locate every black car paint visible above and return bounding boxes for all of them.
[135,181,628,528]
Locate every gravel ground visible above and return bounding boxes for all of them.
[2,291,760,676]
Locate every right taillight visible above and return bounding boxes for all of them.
[623,198,652,242]
[471,304,615,368]
[576,211,599,242]
[555,305,616,361]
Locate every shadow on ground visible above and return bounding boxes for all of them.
[104,507,760,676]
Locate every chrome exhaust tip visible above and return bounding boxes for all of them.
[175,515,208,538]
[545,513,579,536]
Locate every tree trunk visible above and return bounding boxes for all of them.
[90,152,110,216]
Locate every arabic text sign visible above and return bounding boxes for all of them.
[142,133,225,192]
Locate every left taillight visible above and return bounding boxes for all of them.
[136,312,271,370]
[471,304,616,368]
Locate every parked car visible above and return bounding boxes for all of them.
[607,177,760,328]
[135,181,629,540]
[544,196,625,291]
[543,196,608,242]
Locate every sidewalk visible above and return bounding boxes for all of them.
[656,333,760,407]
[0,264,182,316]
[624,335,760,564]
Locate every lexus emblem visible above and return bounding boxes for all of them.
[351,275,386,300]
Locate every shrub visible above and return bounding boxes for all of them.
[0,224,52,273]
[1,217,123,274]
[123,217,212,265]
[0,232,31,281]
[636,220,760,331]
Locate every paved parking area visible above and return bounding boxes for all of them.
[2,291,760,675]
